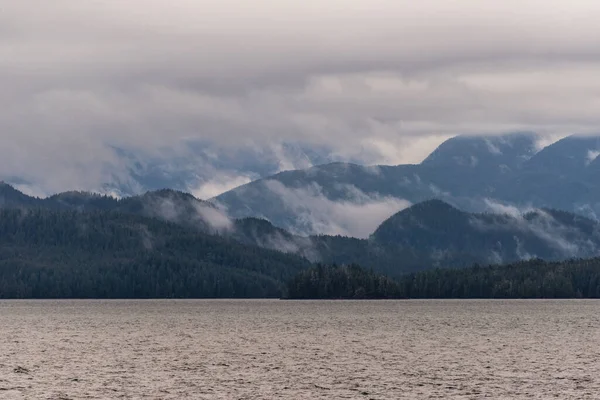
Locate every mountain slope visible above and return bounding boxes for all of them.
[215,133,600,234]
[0,184,318,258]
[0,208,310,298]
[421,132,537,169]
[0,182,44,208]
[310,200,600,276]
[2,184,600,280]
[214,163,433,235]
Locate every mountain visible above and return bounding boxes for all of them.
[525,135,600,175]
[0,207,310,298]
[2,183,600,280]
[420,133,537,196]
[214,162,425,235]
[42,188,229,233]
[0,184,313,257]
[371,199,600,263]
[421,132,537,170]
[308,200,600,276]
[215,133,600,235]
[98,141,347,198]
[495,135,600,215]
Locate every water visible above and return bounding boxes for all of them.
[0,300,599,399]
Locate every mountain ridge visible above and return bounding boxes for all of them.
[2,182,600,277]
[214,133,600,234]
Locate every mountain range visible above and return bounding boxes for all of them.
[215,133,600,236]
[6,132,600,239]
[3,132,600,297]
[3,182,600,279]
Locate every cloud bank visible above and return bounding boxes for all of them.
[3,1,600,193]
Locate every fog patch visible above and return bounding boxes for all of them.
[195,203,233,232]
[514,236,535,260]
[143,192,233,232]
[137,224,153,251]
[586,150,600,165]
[263,180,411,237]
[192,174,253,200]
[474,202,599,259]
[484,139,503,155]
[238,222,318,260]
[483,198,533,218]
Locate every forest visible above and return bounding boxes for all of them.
[286,259,600,299]
[2,186,600,299]
[0,208,309,298]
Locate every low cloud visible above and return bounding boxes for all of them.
[587,150,600,165]
[263,180,411,237]
[142,191,233,232]
[483,198,534,218]
[192,174,253,200]
[475,200,600,259]
[3,1,600,193]
[194,203,233,232]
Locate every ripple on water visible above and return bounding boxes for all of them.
[0,299,599,399]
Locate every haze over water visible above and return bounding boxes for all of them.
[1,299,599,399]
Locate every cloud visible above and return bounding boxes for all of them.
[476,200,600,259]
[3,1,600,193]
[194,203,233,232]
[235,223,319,260]
[141,191,233,232]
[192,174,253,200]
[587,150,600,164]
[263,180,411,237]
[483,198,534,218]
[137,224,154,251]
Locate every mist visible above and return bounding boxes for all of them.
[3,1,600,194]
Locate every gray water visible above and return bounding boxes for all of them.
[0,300,599,399]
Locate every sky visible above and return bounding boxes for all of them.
[2,0,600,196]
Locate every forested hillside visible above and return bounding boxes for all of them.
[0,209,309,298]
[4,181,600,299]
[4,182,600,277]
[310,200,600,275]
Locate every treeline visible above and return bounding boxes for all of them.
[0,208,309,298]
[286,264,402,299]
[400,258,600,298]
[3,205,600,299]
[287,259,600,299]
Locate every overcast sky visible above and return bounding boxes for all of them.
[2,0,600,194]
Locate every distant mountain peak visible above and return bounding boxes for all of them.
[526,134,600,172]
[371,199,465,242]
[421,132,538,169]
[408,198,456,210]
[140,188,204,202]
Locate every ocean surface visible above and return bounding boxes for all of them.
[0,299,599,399]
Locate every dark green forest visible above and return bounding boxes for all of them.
[399,258,600,298]
[3,183,600,299]
[0,209,309,298]
[2,207,600,299]
[5,182,600,276]
[286,264,402,299]
[286,259,600,299]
